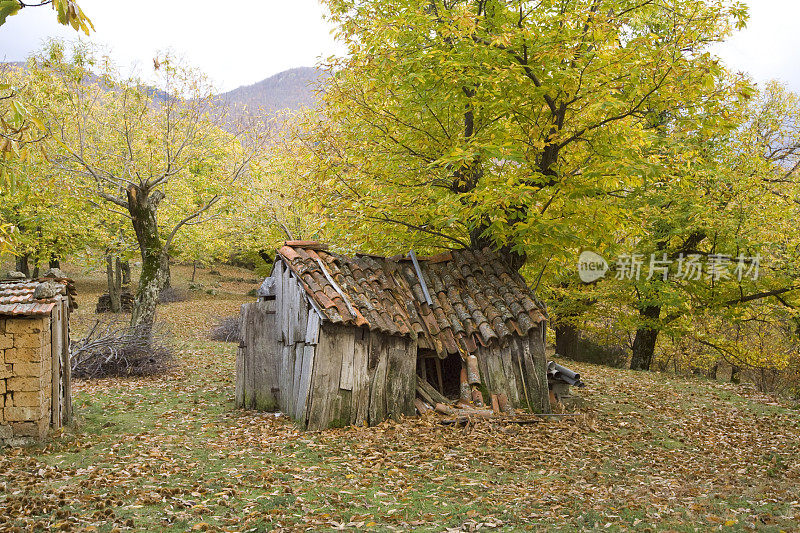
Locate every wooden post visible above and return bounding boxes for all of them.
[434,357,444,393]
[50,306,62,429]
[61,299,71,423]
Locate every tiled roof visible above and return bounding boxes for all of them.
[276,241,546,357]
[0,279,74,316]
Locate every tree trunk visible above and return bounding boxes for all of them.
[49,255,60,269]
[106,255,121,313]
[114,256,123,292]
[555,322,580,360]
[630,304,661,371]
[191,261,197,283]
[15,254,29,277]
[120,260,131,285]
[127,186,170,330]
[730,365,741,384]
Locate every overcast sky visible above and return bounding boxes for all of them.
[1,0,799,92]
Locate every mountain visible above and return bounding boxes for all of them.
[220,67,326,116]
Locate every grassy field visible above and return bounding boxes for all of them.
[1,262,799,532]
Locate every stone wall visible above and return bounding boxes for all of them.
[0,316,52,445]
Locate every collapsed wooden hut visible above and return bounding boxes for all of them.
[237,241,550,430]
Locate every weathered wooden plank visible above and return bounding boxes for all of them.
[339,332,356,391]
[305,309,320,345]
[286,275,298,346]
[295,344,316,426]
[244,304,257,409]
[235,303,248,408]
[307,325,348,430]
[416,375,450,406]
[61,299,72,424]
[295,293,309,346]
[251,300,279,411]
[351,330,370,425]
[500,340,522,406]
[273,262,285,343]
[50,303,62,429]
[281,344,293,414]
[292,341,304,419]
[484,345,511,404]
[526,330,550,413]
[367,333,388,425]
[385,337,416,419]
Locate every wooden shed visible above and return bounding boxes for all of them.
[237,241,550,430]
[0,276,75,445]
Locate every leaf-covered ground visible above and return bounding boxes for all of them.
[1,263,799,532]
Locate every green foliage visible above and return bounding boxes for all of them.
[293,0,746,262]
[0,0,93,33]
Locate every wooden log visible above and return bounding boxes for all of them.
[490,393,500,414]
[414,397,431,415]
[416,385,435,406]
[435,402,455,415]
[416,375,451,406]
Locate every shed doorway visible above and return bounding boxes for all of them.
[417,349,462,400]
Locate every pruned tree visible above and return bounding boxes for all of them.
[29,42,270,329]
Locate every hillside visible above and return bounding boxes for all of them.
[220,66,326,115]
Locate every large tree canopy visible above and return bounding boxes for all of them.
[298,0,747,270]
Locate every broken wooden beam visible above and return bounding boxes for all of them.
[416,375,451,406]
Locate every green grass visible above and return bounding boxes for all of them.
[1,261,799,531]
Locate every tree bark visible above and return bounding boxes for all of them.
[630,304,662,371]
[49,255,60,269]
[106,255,121,313]
[15,254,29,277]
[120,260,131,285]
[555,322,580,360]
[127,186,170,330]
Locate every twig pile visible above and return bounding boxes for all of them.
[70,320,174,379]
[209,316,240,343]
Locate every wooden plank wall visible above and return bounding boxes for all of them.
[305,325,416,430]
[236,299,280,411]
[475,324,550,413]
